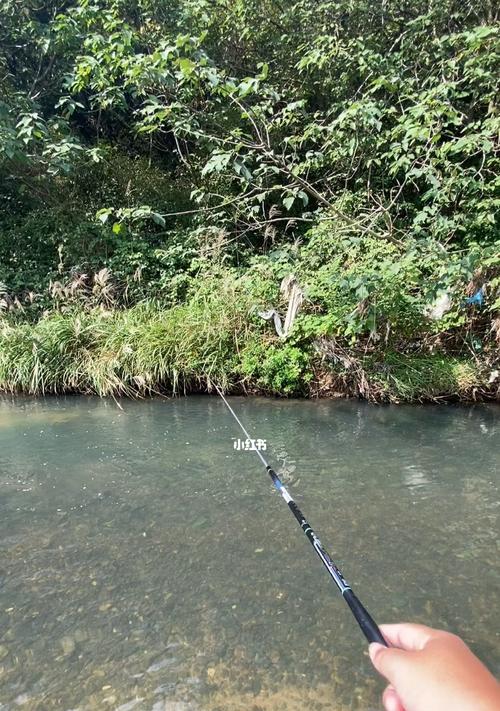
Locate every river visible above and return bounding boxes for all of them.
[0,396,498,710]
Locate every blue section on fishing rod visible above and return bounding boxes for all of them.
[465,288,484,306]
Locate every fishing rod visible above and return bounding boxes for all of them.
[215,385,387,646]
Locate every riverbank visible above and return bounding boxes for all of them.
[1,228,498,404]
[0,301,497,403]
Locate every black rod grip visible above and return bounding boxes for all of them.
[343,589,387,645]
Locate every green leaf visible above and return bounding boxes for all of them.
[96,209,112,224]
[152,212,166,227]
[201,151,232,176]
[258,62,269,80]
[178,57,195,77]
[233,158,252,181]
[298,190,309,206]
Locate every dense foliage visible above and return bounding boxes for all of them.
[0,0,498,399]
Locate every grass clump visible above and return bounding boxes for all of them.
[0,277,257,396]
[368,353,486,403]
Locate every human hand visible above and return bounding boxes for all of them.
[369,623,500,711]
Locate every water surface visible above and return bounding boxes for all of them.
[0,396,499,710]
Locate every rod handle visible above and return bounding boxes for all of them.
[343,588,387,646]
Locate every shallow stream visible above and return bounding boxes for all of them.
[0,396,498,710]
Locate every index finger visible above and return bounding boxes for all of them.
[379,623,437,651]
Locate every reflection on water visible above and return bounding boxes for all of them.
[0,395,499,710]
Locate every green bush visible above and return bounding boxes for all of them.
[240,340,312,395]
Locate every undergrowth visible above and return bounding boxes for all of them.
[0,229,498,402]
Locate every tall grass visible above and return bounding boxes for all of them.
[369,353,486,403]
[0,279,257,396]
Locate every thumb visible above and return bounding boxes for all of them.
[369,642,412,684]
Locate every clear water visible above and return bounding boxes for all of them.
[0,395,498,711]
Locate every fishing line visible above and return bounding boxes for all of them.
[215,384,387,646]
